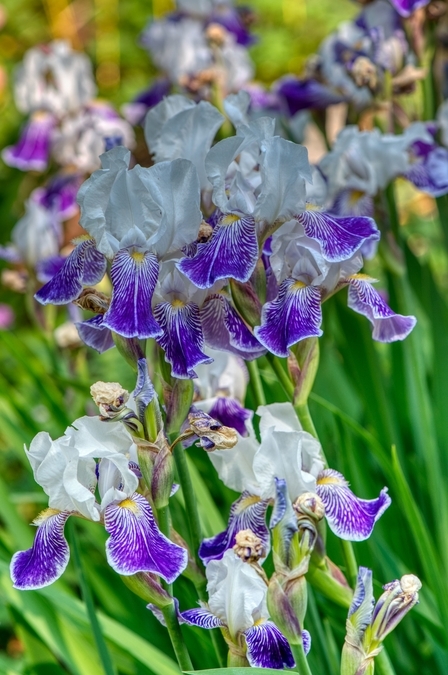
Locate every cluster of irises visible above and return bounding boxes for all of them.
[4,0,436,671]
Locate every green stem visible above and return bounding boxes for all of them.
[266,353,294,398]
[70,523,117,675]
[295,402,318,439]
[246,359,266,407]
[161,602,193,672]
[171,439,204,571]
[157,505,173,596]
[341,539,358,588]
[291,642,314,675]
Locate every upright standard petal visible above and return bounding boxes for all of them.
[297,211,379,263]
[244,621,295,670]
[35,239,106,305]
[347,276,416,342]
[154,301,212,379]
[316,469,391,541]
[104,492,187,583]
[199,492,270,564]
[255,279,323,357]
[103,248,162,339]
[11,509,70,590]
[178,214,259,288]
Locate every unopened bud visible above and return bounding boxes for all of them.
[293,493,325,521]
[90,381,129,418]
[54,321,82,349]
[188,409,237,451]
[233,529,265,562]
[267,575,303,645]
[122,572,172,608]
[370,574,422,642]
[152,439,175,510]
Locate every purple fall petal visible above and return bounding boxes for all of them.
[208,396,252,436]
[201,293,265,360]
[178,214,259,288]
[199,492,270,564]
[154,301,212,379]
[297,211,379,263]
[2,113,55,172]
[389,0,429,17]
[104,492,187,583]
[103,248,162,339]
[347,277,416,342]
[36,255,66,283]
[316,469,391,541]
[244,621,295,670]
[181,608,225,629]
[406,146,448,198]
[11,509,71,590]
[35,239,106,305]
[255,279,323,357]
[76,315,115,353]
[276,77,345,115]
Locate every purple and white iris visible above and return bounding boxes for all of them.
[10,416,187,590]
[179,549,296,669]
[200,403,391,563]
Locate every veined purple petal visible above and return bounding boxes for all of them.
[35,239,106,305]
[244,621,295,670]
[2,113,55,172]
[181,607,225,629]
[76,315,115,353]
[297,211,379,263]
[302,629,311,656]
[154,301,212,379]
[276,77,345,115]
[178,214,259,289]
[103,248,162,339]
[331,190,374,219]
[11,509,70,590]
[199,492,270,564]
[208,397,252,436]
[255,279,322,357]
[201,293,266,360]
[269,477,288,529]
[406,146,448,198]
[316,469,391,541]
[104,492,187,583]
[133,358,155,418]
[349,567,374,636]
[35,173,82,220]
[347,277,416,342]
[389,0,429,17]
[36,255,66,283]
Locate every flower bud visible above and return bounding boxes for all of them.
[229,279,262,328]
[121,572,172,608]
[90,381,130,418]
[188,409,237,451]
[166,378,194,436]
[267,575,303,645]
[151,438,175,510]
[288,337,319,407]
[293,493,325,521]
[370,574,421,642]
[233,529,265,563]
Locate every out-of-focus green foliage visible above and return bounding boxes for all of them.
[0,1,447,674]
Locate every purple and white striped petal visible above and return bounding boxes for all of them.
[316,469,391,541]
[201,293,266,360]
[178,214,258,289]
[255,279,322,357]
[133,358,156,419]
[297,211,379,263]
[35,239,106,305]
[181,607,225,629]
[2,113,55,172]
[103,248,162,339]
[199,492,270,564]
[36,255,66,283]
[76,315,115,353]
[11,509,71,590]
[104,492,187,583]
[208,397,252,436]
[154,301,212,379]
[347,276,416,342]
[244,621,295,670]
[302,629,311,656]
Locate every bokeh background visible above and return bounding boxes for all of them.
[1,1,447,674]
